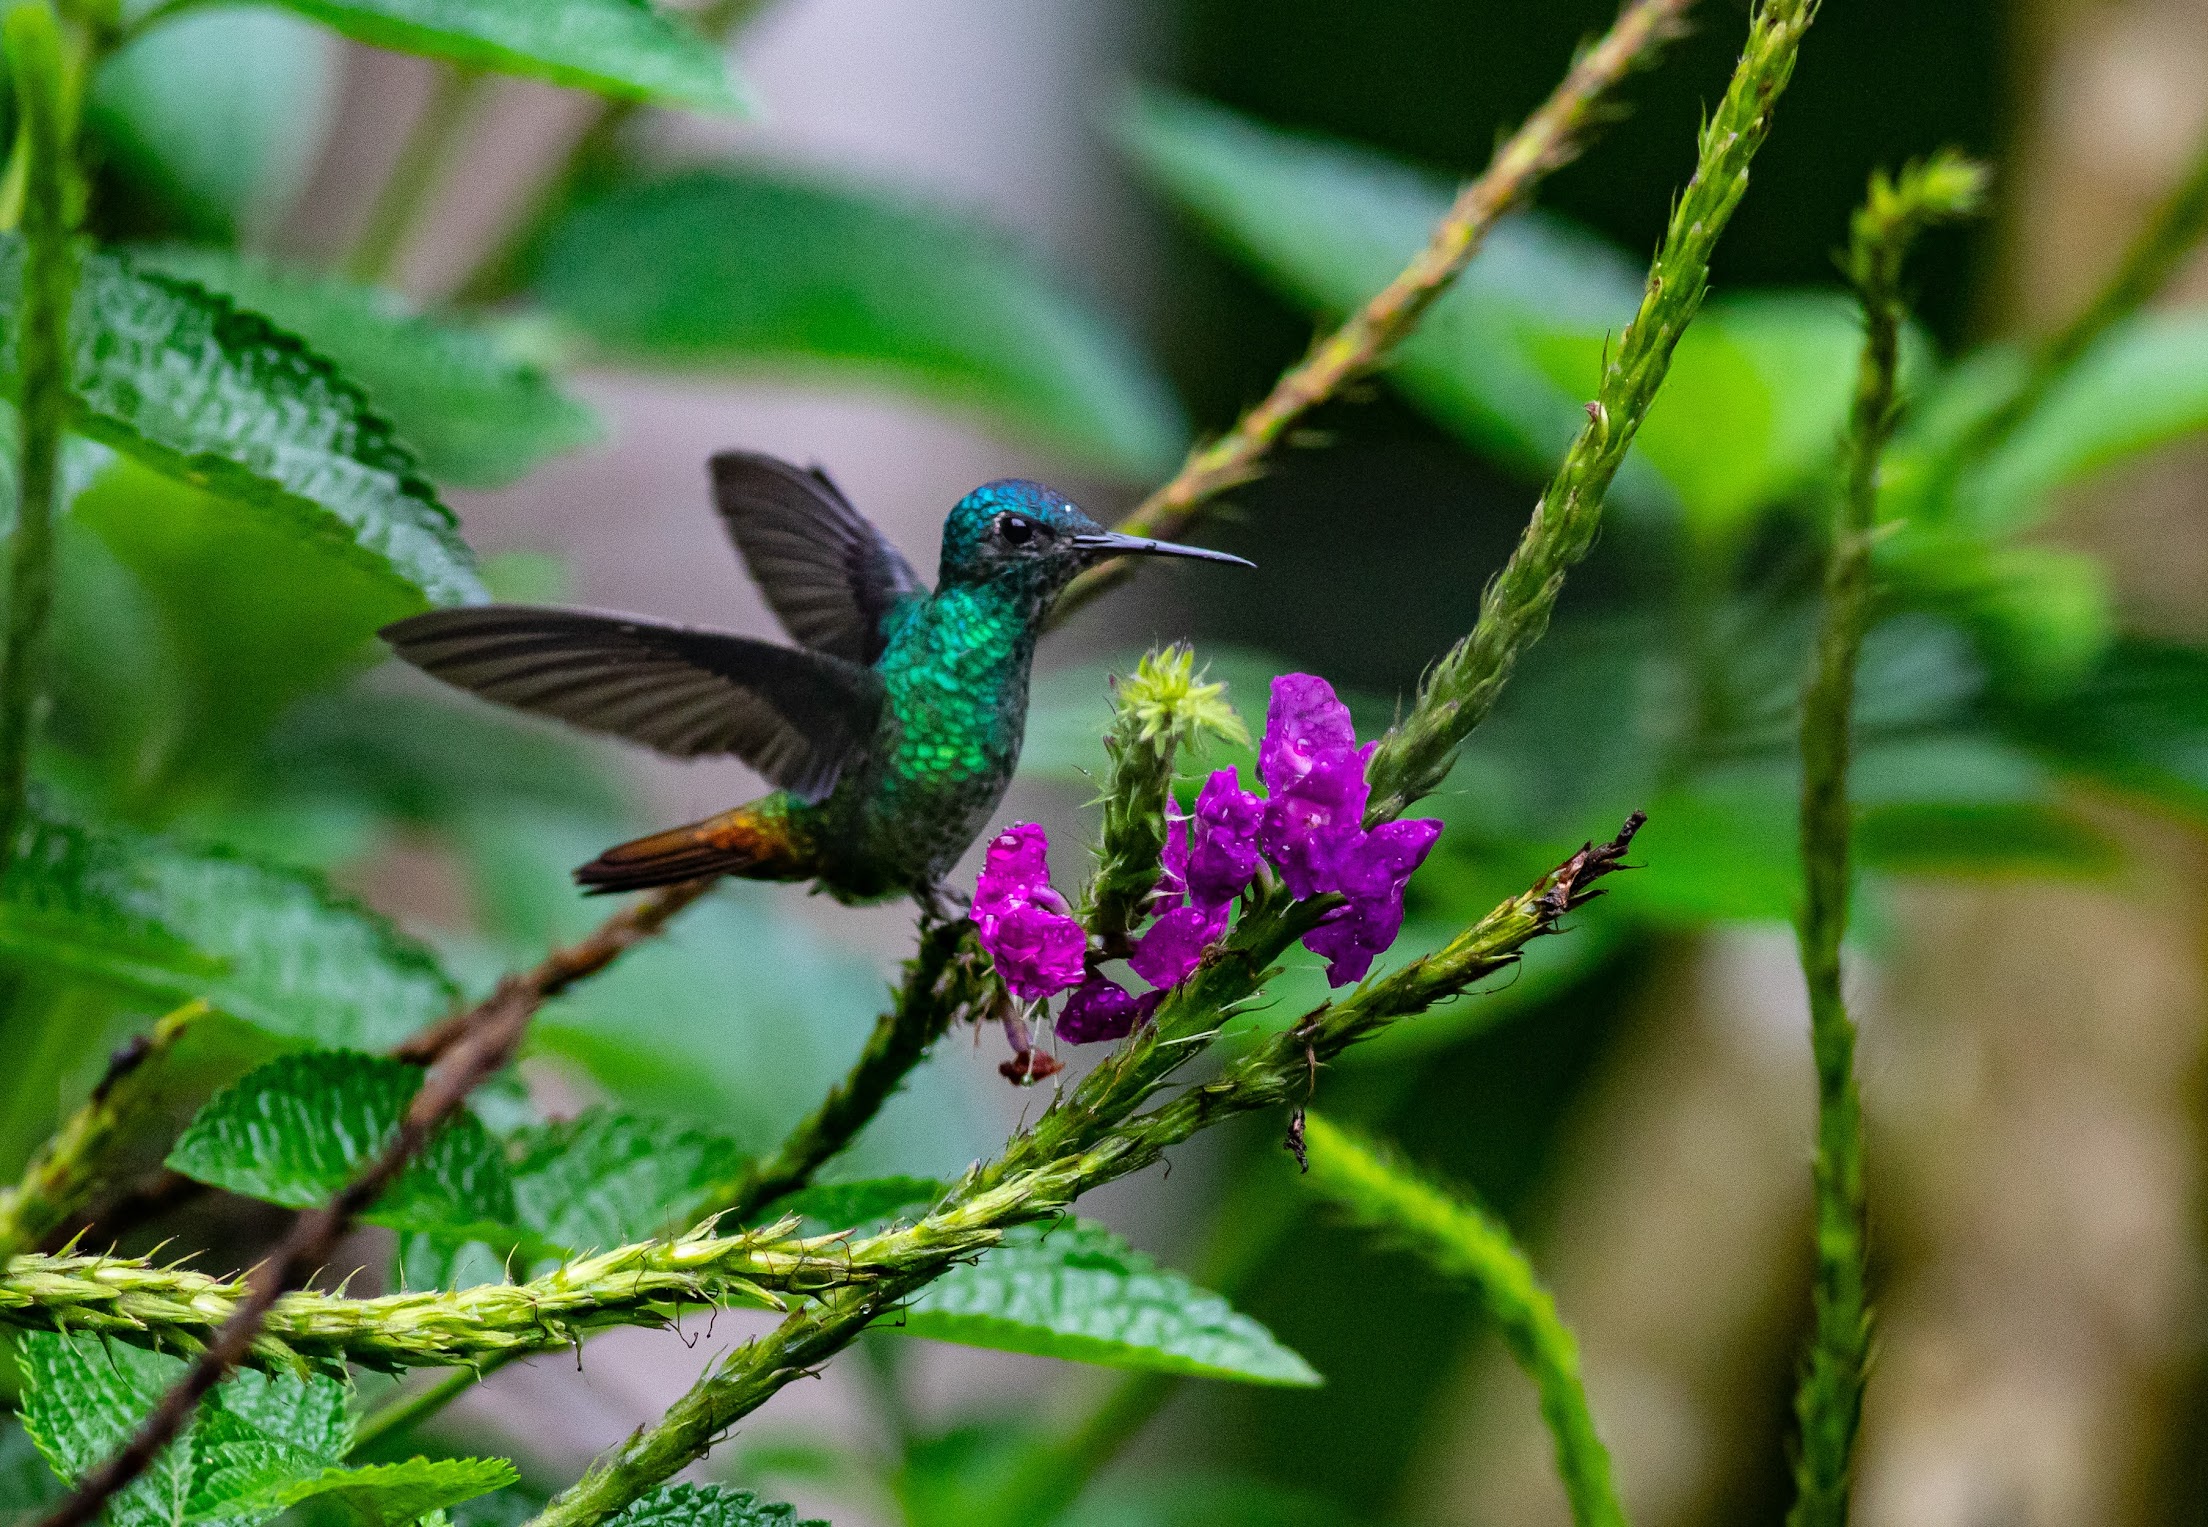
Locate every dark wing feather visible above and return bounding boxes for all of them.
[381,605,883,802]
[709,451,925,663]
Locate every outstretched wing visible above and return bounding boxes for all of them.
[709,451,925,664]
[381,605,884,802]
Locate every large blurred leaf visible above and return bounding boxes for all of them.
[1953,309,2208,532]
[532,167,1186,476]
[1878,526,2114,695]
[0,242,483,606]
[69,456,424,798]
[130,248,600,488]
[2001,638,2208,826]
[90,7,338,242]
[508,1109,746,1249]
[166,1051,519,1236]
[898,1219,1321,1386]
[219,0,745,110]
[0,811,457,1047]
[1119,92,1653,501]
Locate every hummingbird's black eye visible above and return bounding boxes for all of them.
[997,513,1038,547]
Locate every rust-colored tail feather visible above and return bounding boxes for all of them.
[574,797,817,894]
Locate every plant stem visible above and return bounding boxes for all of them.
[346,63,486,287]
[1052,0,1696,628]
[0,1218,852,1367]
[1786,152,1985,1527]
[1363,0,1823,824]
[1299,1113,1622,1527]
[0,1001,202,1258]
[0,0,80,878]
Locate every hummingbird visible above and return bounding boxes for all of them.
[380,452,1251,908]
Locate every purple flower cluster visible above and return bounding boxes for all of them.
[971,674,1443,1052]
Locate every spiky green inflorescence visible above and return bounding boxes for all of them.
[1787,151,1985,1527]
[1364,0,1822,823]
[522,816,1642,1527]
[1084,645,1247,948]
[0,1219,862,1372]
[1298,1114,1622,1527]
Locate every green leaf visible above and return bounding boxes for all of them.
[18,1331,198,1527]
[88,8,338,242]
[69,455,423,793]
[1879,527,2114,695]
[200,1457,518,1527]
[127,248,600,488]
[1118,92,1653,501]
[531,166,1185,477]
[604,1482,824,1527]
[234,0,745,111]
[508,1109,747,1250]
[770,1176,942,1232]
[203,1369,352,1463]
[166,1052,518,1235]
[2001,638,2208,826]
[896,1220,1320,1387]
[0,240,484,607]
[0,811,458,1048]
[19,1332,513,1527]
[1954,309,2208,532]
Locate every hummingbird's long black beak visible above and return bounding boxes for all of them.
[1070,530,1254,568]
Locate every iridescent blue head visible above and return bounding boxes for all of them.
[936,479,1251,601]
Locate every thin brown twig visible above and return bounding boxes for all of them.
[1049,0,1697,627]
[29,879,712,1527]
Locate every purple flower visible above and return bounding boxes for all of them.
[1186,768,1264,911]
[1057,975,1161,1044]
[1259,745,1373,899]
[973,824,1086,1002]
[1301,817,1443,986]
[1260,674,1361,795]
[1130,900,1229,989]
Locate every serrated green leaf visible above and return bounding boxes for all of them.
[1117,92,1655,503]
[88,8,338,242]
[18,1330,198,1527]
[166,1052,517,1235]
[203,1369,351,1465]
[205,1457,518,1527]
[508,1109,747,1250]
[229,0,744,111]
[770,1176,943,1233]
[605,1482,823,1527]
[0,811,458,1048]
[896,1220,1320,1387]
[127,248,600,488]
[0,240,483,607]
[532,166,1185,477]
